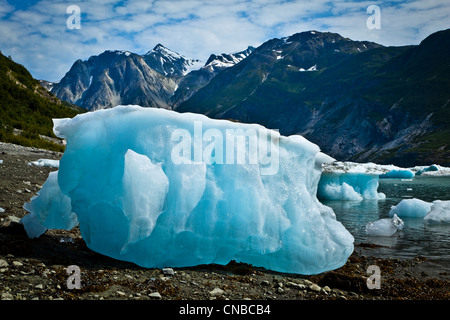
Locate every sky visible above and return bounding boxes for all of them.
[0,0,449,82]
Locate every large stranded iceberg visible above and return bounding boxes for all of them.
[21,105,354,275]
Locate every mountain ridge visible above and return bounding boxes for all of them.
[45,29,450,166]
[176,29,450,166]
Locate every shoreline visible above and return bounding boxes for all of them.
[1,142,448,301]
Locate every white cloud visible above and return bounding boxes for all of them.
[0,0,448,81]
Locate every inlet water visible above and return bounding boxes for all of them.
[323,176,450,272]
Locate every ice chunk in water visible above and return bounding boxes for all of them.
[366,214,404,237]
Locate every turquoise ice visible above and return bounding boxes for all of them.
[22,106,354,275]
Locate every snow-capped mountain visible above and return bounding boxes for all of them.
[203,46,255,72]
[51,50,177,110]
[50,44,254,111]
[143,44,202,77]
[170,46,255,107]
[47,29,450,166]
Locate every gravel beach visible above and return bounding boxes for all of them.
[1,142,448,303]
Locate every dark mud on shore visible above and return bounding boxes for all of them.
[1,142,448,301]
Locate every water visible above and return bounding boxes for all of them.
[323,176,450,269]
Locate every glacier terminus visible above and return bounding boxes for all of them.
[21,105,354,275]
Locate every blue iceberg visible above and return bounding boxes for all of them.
[318,162,386,201]
[379,169,414,179]
[21,106,354,275]
[389,198,433,218]
[390,198,450,224]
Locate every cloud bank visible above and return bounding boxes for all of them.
[0,0,449,81]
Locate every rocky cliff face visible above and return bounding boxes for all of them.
[51,50,177,110]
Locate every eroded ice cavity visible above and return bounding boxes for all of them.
[21,105,354,275]
[318,162,387,201]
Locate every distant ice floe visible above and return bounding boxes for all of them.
[318,160,450,201]
[27,159,59,168]
[318,161,390,201]
[410,164,450,176]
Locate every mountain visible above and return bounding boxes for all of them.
[171,46,255,107]
[0,51,82,151]
[50,50,177,110]
[50,45,254,111]
[176,30,450,166]
[47,29,450,166]
[143,44,202,77]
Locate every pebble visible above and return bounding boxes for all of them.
[13,261,23,267]
[309,284,321,292]
[209,287,225,297]
[163,268,175,276]
[0,259,8,268]
[149,292,162,299]
[1,292,14,300]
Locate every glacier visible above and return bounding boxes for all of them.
[21,105,354,275]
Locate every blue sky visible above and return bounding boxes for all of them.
[1,0,449,82]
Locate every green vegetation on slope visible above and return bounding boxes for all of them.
[0,52,83,152]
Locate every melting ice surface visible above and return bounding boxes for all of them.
[22,105,354,275]
[365,214,404,237]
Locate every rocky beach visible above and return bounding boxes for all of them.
[0,142,448,303]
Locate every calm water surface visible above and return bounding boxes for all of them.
[323,176,450,269]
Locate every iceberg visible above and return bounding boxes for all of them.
[389,198,433,218]
[423,201,450,225]
[21,105,354,275]
[28,159,60,168]
[379,168,414,179]
[365,214,404,237]
[389,198,450,225]
[318,162,386,201]
[411,164,450,176]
